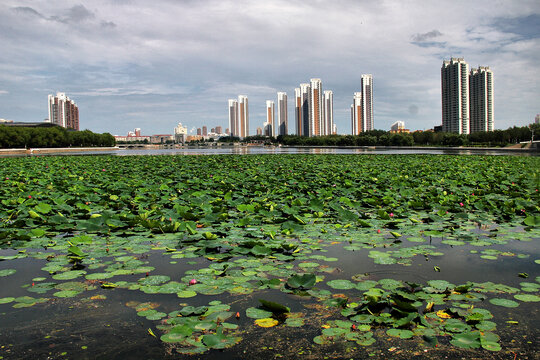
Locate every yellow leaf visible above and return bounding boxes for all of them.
[255,318,278,328]
[436,310,451,319]
[321,324,331,329]
[147,328,156,338]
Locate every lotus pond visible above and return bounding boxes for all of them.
[0,154,539,359]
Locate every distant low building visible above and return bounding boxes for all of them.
[536,114,539,124]
[0,119,14,123]
[174,123,188,143]
[389,121,410,133]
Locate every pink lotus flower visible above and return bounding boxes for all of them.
[28,195,32,199]
[377,229,381,234]
[189,279,197,285]
[459,202,464,207]
[389,213,394,217]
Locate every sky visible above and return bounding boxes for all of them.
[0,0,539,136]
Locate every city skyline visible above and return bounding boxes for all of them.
[0,1,538,135]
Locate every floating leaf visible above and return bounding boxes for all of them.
[489,298,519,308]
[255,318,279,328]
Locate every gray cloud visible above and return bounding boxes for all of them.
[11,6,46,19]
[411,29,442,42]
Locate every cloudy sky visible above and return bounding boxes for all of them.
[0,0,539,135]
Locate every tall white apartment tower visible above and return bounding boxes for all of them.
[309,78,323,137]
[441,58,470,134]
[351,92,363,135]
[238,95,249,138]
[323,90,334,136]
[265,100,275,137]
[228,99,239,137]
[48,92,79,130]
[361,74,373,131]
[470,66,494,132]
[277,92,288,136]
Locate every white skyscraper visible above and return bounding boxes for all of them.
[228,99,238,137]
[361,74,373,131]
[238,95,249,138]
[265,100,275,137]
[441,58,470,134]
[323,90,333,136]
[470,66,494,132]
[277,92,288,136]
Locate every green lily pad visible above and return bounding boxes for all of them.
[489,298,519,308]
[245,307,273,319]
[327,279,355,290]
[514,294,540,302]
[0,269,16,277]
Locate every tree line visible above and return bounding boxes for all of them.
[217,124,538,147]
[0,126,116,148]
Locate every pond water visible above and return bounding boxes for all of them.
[3,145,538,157]
[0,154,538,359]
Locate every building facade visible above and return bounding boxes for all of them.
[174,123,188,143]
[351,92,363,135]
[323,90,334,136]
[265,100,275,137]
[309,78,323,136]
[47,92,79,130]
[441,58,470,134]
[361,75,374,131]
[277,92,288,136]
[470,66,494,133]
[228,99,239,137]
[238,95,249,138]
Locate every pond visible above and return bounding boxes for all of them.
[0,154,538,359]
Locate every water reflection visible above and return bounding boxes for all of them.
[111,146,536,156]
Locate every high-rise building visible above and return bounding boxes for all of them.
[390,121,405,132]
[228,99,238,137]
[309,78,323,136]
[256,127,262,136]
[323,90,333,136]
[216,126,223,134]
[351,92,363,135]
[238,95,249,138]
[294,88,302,136]
[441,58,470,134]
[277,92,288,136]
[47,92,79,130]
[300,83,311,136]
[202,126,208,136]
[361,75,374,131]
[470,66,494,132]
[535,114,540,124]
[266,100,275,137]
[197,128,202,136]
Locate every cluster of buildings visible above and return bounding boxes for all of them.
[229,76,375,139]
[46,92,79,130]
[441,58,494,134]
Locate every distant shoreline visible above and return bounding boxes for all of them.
[0,147,120,155]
